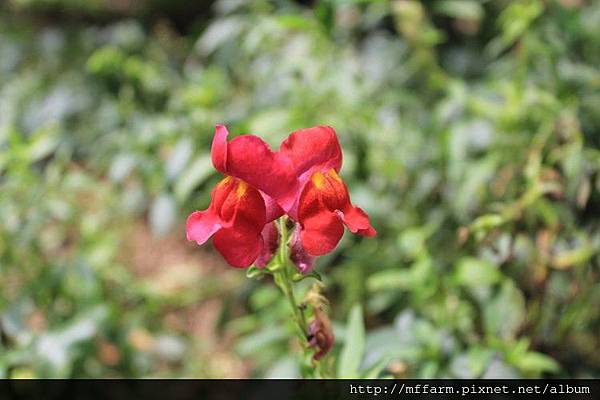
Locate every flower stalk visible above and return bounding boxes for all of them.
[186,124,375,377]
[272,217,309,343]
[269,217,334,378]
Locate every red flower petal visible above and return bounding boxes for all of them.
[213,225,263,268]
[186,176,240,244]
[186,210,221,245]
[280,126,343,218]
[213,177,266,267]
[260,192,285,222]
[211,124,228,172]
[186,176,267,267]
[211,125,298,212]
[300,211,345,256]
[358,226,377,237]
[335,207,376,236]
[280,125,342,181]
[297,169,375,255]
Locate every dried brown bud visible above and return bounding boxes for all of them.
[308,307,335,361]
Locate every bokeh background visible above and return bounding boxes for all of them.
[1,0,600,378]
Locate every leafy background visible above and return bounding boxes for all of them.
[1,0,599,378]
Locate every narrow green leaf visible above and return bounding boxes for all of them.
[361,357,389,379]
[516,352,560,375]
[292,271,322,282]
[246,265,265,279]
[337,304,365,378]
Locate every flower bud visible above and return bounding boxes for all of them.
[255,222,279,268]
[289,226,315,274]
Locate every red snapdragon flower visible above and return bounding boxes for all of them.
[186,125,290,267]
[281,126,376,257]
[187,124,375,268]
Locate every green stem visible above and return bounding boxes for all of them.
[272,217,327,378]
[273,217,309,342]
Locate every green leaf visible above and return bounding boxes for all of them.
[275,15,316,31]
[552,244,595,270]
[235,326,287,357]
[27,127,59,162]
[174,155,213,202]
[454,257,502,288]
[367,259,433,292]
[470,214,505,233]
[361,357,389,379]
[516,352,560,375]
[484,281,526,340]
[337,304,365,378]
[434,1,484,20]
[86,46,126,75]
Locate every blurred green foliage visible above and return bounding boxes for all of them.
[1,0,600,378]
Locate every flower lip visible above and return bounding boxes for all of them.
[186,175,267,268]
[297,168,376,256]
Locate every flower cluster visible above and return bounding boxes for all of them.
[186,125,376,271]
